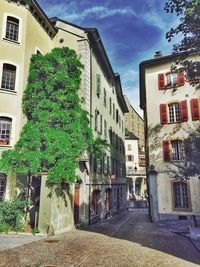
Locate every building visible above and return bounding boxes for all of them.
[125,132,147,200]
[0,0,128,233]
[140,52,200,222]
[124,95,145,151]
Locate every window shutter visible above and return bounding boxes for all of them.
[162,140,170,162]
[160,104,167,124]
[180,100,188,122]
[191,98,200,120]
[158,73,165,90]
[178,72,185,86]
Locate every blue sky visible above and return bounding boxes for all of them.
[38,0,179,116]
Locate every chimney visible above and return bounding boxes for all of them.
[154,51,162,58]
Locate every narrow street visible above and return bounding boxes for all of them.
[0,208,200,267]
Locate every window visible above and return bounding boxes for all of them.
[96,159,102,174]
[116,109,119,123]
[127,155,133,161]
[103,88,106,107]
[160,101,188,124]
[104,120,107,138]
[0,117,12,145]
[0,173,6,200]
[173,182,190,210]
[100,114,102,135]
[96,74,101,97]
[5,16,19,42]
[94,109,99,131]
[168,103,181,122]
[171,140,184,161]
[158,72,185,89]
[162,140,184,162]
[109,127,112,144]
[128,144,132,151]
[113,104,115,120]
[166,73,177,87]
[109,97,112,115]
[1,64,16,91]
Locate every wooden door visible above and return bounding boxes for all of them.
[74,183,80,225]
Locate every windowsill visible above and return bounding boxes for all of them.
[2,38,20,45]
[0,145,12,148]
[172,208,192,212]
[170,160,184,163]
[167,121,182,124]
[0,89,17,95]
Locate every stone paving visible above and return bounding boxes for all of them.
[0,209,200,267]
[0,233,46,251]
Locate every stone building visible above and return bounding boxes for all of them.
[0,0,128,233]
[124,95,145,151]
[140,52,200,223]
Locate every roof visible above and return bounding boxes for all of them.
[125,131,139,140]
[51,17,128,113]
[10,0,58,38]
[139,51,193,110]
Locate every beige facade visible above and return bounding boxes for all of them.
[140,53,200,222]
[124,95,145,151]
[0,0,128,233]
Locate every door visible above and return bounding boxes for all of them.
[74,183,80,225]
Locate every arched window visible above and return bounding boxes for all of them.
[0,173,6,200]
[1,63,16,91]
[5,16,19,42]
[0,117,12,145]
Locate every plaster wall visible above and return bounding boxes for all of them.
[144,56,200,217]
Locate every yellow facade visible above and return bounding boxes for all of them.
[0,0,128,232]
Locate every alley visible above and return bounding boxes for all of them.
[0,209,200,267]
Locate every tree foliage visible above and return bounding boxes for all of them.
[166,126,200,180]
[165,0,200,84]
[0,47,106,184]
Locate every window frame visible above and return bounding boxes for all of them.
[171,140,184,161]
[171,181,192,211]
[0,117,12,146]
[168,102,181,123]
[96,74,101,98]
[0,61,19,93]
[2,14,22,44]
[0,113,15,147]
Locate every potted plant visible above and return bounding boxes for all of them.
[0,138,9,145]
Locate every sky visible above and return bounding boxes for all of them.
[37,0,179,116]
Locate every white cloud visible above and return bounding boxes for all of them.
[123,69,138,80]
[44,4,136,23]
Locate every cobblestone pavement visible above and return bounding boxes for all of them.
[0,234,46,251]
[0,209,200,267]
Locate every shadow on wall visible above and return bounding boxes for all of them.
[148,123,200,180]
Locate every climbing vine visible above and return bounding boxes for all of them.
[0,47,106,184]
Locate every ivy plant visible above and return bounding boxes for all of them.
[0,47,105,184]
